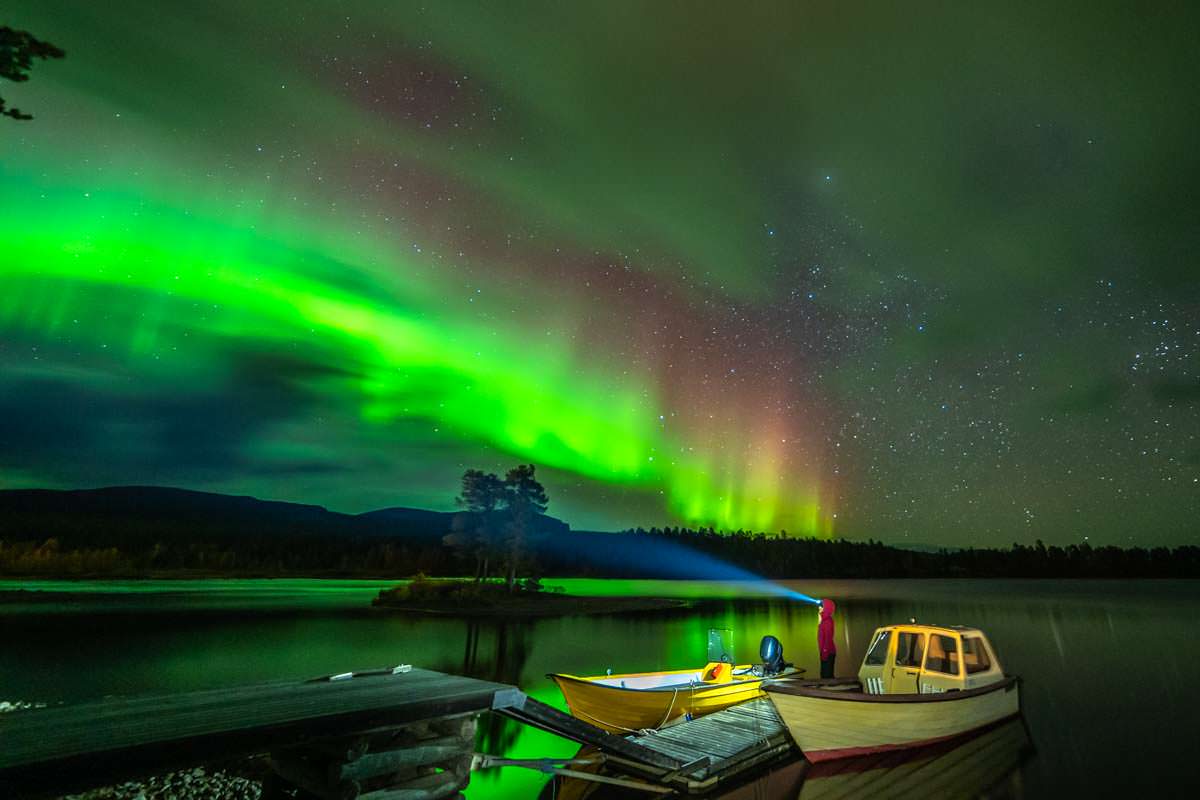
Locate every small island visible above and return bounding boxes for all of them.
[366,465,691,616]
[371,575,687,617]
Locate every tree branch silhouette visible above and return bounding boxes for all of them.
[1,26,65,121]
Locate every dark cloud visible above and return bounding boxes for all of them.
[1056,379,1128,414]
[0,347,346,484]
[243,460,352,477]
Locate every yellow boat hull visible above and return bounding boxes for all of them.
[549,666,768,733]
[765,677,1021,762]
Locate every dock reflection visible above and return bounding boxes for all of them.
[458,620,534,759]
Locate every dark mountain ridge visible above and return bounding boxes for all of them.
[0,486,570,577]
[0,485,568,548]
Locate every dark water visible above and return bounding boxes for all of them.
[2,578,1198,797]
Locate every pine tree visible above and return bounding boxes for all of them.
[502,464,548,592]
[451,469,506,581]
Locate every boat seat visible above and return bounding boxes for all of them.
[702,661,733,682]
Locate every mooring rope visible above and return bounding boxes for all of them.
[570,686,683,735]
[572,706,659,735]
[655,687,681,729]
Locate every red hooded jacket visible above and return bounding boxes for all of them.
[817,598,837,660]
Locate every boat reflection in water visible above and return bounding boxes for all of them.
[790,715,1033,799]
[542,715,1032,799]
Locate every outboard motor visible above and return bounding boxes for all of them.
[759,635,788,676]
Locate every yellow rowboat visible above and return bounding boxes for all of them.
[550,661,786,734]
[765,623,1021,762]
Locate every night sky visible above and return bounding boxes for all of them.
[2,2,1198,546]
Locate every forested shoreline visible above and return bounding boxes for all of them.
[3,528,1197,580]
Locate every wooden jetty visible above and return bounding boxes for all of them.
[0,666,522,799]
[1,666,795,798]
[497,696,794,794]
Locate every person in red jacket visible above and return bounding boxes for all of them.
[817,598,837,678]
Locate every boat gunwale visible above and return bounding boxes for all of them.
[764,674,1019,704]
[555,666,713,681]
[547,671,766,695]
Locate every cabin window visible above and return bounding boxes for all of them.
[962,636,992,674]
[864,630,892,666]
[895,632,926,668]
[924,634,960,675]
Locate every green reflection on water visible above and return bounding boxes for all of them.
[2,579,1198,797]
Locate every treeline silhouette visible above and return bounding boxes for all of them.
[595,528,1200,579]
[3,527,1197,580]
[1,487,1196,579]
[0,535,455,577]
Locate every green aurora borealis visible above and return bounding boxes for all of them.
[1,167,822,533]
[2,2,1199,544]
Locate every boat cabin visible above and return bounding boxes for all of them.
[857,624,1003,695]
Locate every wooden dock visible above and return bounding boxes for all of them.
[626,699,794,791]
[2,667,797,798]
[498,696,793,794]
[0,666,522,798]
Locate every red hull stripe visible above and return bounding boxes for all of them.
[803,714,1019,762]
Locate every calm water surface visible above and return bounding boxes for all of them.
[2,578,1197,797]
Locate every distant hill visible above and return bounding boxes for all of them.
[0,486,568,548]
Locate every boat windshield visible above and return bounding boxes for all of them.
[707,628,735,664]
[864,630,891,665]
[896,632,926,668]
[962,636,992,674]
[926,634,960,675]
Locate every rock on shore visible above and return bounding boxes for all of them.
[59,767,260,800]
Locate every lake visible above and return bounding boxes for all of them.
[2,578,1198,797]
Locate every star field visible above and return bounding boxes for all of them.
[1,1,1197,546]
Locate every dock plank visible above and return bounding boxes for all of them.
[623,699,791,788]
[0,668,518,797]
